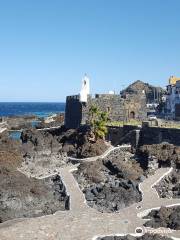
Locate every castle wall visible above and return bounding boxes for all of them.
[107,125,139,146]
[138,126,180,146]
[124,94,147,120]
[65,93,147,129]
[65,95,82,129]
[81,94,125,124]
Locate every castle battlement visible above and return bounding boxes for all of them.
[66,95,80,100]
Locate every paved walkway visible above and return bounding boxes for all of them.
[59,167,89,212]
[0,166,179,239]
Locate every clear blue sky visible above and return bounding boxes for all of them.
[0,0,180,102]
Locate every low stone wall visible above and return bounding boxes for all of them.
[107,125,180,147]
[107,126,124,145]
[107,125,139,146]
[139,126,180,146]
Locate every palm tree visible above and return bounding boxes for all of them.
[89,105,99,133]
[89,105,108,140]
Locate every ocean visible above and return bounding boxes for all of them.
[0,102,65,118]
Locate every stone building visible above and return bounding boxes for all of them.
[121,80,164,104]
[65,76,147,129]
[165,76,180,120]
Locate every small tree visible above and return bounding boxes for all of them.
[89,105,108,140]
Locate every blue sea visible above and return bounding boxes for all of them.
[0,102,65,118]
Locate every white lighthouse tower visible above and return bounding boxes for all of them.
[79,74,90,102]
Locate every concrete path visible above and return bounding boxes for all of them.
[59,167,89,212]
[0,165,179,240]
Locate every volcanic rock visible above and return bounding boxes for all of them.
[74,148,144,212]
[0,145,68,223]
[155,169,180,199]
[143,206,180,230]
[21,125,108,159]
[0,171,68,223]
[97,233,173,240]
[138,143,180,170]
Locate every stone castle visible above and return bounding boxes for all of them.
[65,76,148,129]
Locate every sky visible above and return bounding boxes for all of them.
[0,0,180,102]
